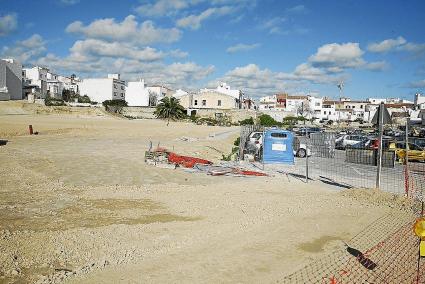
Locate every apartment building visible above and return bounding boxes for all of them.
[23,66,48,98]
[0,59,22,101]
[78,74,125,103]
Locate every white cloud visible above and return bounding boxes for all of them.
[286,5,307,14]
[407,79,425,89]
[0,13,17,36]
[367,36,425,57]
[260,17,286,34]
[364,61,389,71]
[135,0,191,17]
[367,36,406,53]
[402,42,425,56]
[309,42,366,70]
[69,39,164,61]
[1,34,46,63]
[60,0,80,5]
[226,43,260,53]
[168,49,189,58]
[176,6,234,30]
[210,63,341,97]
[66,15,181,45]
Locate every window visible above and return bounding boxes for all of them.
[217,100,222,106]
[202,100,206,106]
[114,92,117,96]
[360,105,363,109]
[271,133,287,138]
[114,84,117,89]
[121,86,124,90]
[194,100,198,106]
[315,102,320,106]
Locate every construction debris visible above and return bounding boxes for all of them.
[145,147,267,177]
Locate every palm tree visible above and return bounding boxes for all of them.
[154,97,186,125]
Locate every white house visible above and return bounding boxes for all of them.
[259,95,276,110]
[200,82,243,108]
[125,79,150,106]
[23,66,48,98]
[78,74,125,103]
[415,93,425,110]
[0,59,22,101]
[342,100,367,120]
[308,96,323,119]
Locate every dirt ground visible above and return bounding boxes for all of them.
[0,102,410,283]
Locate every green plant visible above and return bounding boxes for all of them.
[154,97,187,126]
[259,114,281,127]
[45,94,65,106]
[234,137,240,146]
[102,99,128,107]
[239,117,254,125]
[78,95,91,103]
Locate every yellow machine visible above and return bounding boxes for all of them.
[414,218,425,257]
[389,142,425,162]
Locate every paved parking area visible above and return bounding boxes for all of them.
[263,150,407,195]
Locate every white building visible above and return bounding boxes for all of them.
[0,59,22,101]
[200,82,243,108]
[308,96,323,119]
[415,93,425,110]
[259,95,277,110]
[78,74,125,103]
[342,100,367,120]
[125,79,150,106]
[23,66,49,98]
[367,98,387,104]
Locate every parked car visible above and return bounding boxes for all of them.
[348,137,392,150]
[335,135,366,149]
[389,142,425,162]
[296,127,322,137]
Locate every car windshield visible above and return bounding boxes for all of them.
[409,143,423,151]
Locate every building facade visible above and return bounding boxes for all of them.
[178,90,239,110]
[23,66,48,98]
[125,79,150,106]
[78,74,125,103]
[0,59,22,101]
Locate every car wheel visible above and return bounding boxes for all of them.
[297,148,307,158]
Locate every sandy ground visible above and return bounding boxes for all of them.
[0,101,410,283]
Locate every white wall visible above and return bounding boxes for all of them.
[126,81,149,106]
[79,78,113,103]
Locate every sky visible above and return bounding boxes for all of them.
[0,0,424,100]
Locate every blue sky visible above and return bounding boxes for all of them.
[0,0,424,100]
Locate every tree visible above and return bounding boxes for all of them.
[296,101,313,124]
[148,90,158,106]
[154,97,186,125]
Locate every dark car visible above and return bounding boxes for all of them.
[296,127,322,137]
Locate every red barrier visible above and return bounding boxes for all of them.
[167,152,212,168]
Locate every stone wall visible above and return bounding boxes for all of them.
[194,109,258,123]
[119,106,156,119]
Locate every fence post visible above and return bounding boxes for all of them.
[305,141,309,183]
[405,118,410,197]
[375,102,384,189]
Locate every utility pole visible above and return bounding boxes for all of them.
[405,118,410,197]
[375,102,384,189]
[337,81,344,124]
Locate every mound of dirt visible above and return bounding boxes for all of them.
[340,188,416,212]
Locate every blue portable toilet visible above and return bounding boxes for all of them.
[262,128,294,164]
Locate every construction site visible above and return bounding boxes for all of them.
[0,101,424,283]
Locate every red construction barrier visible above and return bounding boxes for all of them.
[167,152,212,168]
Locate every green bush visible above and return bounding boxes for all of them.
[239,117,254,125]
[78,95,91,103]
[234,137,240,146]
[102,99,128,107]
[259,114,281,127]
[45,95,65,106]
